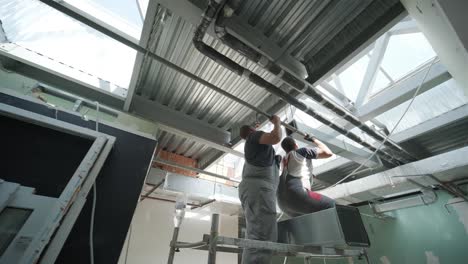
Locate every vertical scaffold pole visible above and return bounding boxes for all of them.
[208,214,220,264]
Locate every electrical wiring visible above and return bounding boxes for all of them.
[89,101,100,264]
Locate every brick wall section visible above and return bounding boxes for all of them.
[153,149,198,177]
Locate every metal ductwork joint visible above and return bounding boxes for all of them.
[193,0,404,166]
[213,0,415,164]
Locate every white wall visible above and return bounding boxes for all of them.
[117,199,238,264]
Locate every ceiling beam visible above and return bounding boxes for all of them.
[356,60,451,121]
[131,94,240,156]
[124,0,160,111]
[390,104,468,143]
[389,19,419,35]
[316,60,450,139]
[355,33,390,107]
[315,104,468,178]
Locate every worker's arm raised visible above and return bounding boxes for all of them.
[304,135,333,159]
[259,115,282,145]
[313,138,333,159]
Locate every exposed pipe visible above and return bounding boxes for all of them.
[214,0,414,163]
[193,0,402,166]
[208,213,219,264]
[191,199,217,210]
[36,83,119,117]
[428,175,468,202]
[141,196,199,207]
[167,227,180,264]
[39,0,400,165]
[175,241,207,249]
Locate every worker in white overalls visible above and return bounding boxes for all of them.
[238,115,282,264]
[278,136,335,217]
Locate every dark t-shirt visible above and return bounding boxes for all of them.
[296,147,318,159]
[244,131,275,167]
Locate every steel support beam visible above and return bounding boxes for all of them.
[319,82,354,109]
[355,33,390,107]
[390,104,468,142]
[357,61,451,121]
[389,19,419,35]
[332,74,345,94]
[131,95,240,158]
[316,60,451,140]
[315,104,468,184]
[319,145,468,203]
[290,120,381,168]
[124,0,160,111]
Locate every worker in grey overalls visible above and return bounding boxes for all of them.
[278,136,335,217]
[238,115,282,264]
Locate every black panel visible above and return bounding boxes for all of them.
[0,92,157,264]
[336,205,370,247]
[1,115,92,197]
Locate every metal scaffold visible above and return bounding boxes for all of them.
[167,213,371,264]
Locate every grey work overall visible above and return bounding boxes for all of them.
[239,162,279,264]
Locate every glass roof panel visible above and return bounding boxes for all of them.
[0,0,140,92]
[65,0,146,38]
[379,32,436,82]
[337,54,370,102]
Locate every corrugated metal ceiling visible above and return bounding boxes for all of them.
[130,0,405,161]
[132,4,287,130]
[128,0,466,180]
[236,0,373,60]
[156,130,212,160]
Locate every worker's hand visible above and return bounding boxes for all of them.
[270,115,281,125]
[304,134,316,142]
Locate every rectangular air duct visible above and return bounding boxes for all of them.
[277,205,370,249]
